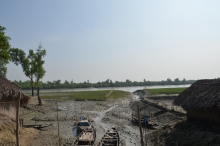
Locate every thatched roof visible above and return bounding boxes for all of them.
[0,75,30,105]
[173,79,220,111]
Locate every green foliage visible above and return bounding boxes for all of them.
[0,26,11,76]
[34,44,46,85]
[10,48,37,96]
[147,88,187,95]
[10,44,46,102]
[25,49,36,81]
[9,48,32,77]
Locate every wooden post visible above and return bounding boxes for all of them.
[137,104,144,146]
[56,99,60,146]
[145,110,147,146]
[35,105,36,125]
[75,99,76,117]
[132,110,133,120]
[16,92,21,146]
[81,102,82,114]
[119,105,120,121]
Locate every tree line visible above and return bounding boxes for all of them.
[13,78,195,89]
[0,26,46,105]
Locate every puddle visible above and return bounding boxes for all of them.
[72,125,80,137]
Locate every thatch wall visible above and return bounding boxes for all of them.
[0,102,17,125]
[173,79,220,111]
[0,75,31,125]
[173,79,220,123]
[0,75,30,105]
[187,108,219,124]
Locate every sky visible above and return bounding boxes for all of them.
[1,0,220,83]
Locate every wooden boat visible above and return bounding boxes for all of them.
[73,127,96,146]
[23,124,53,129]
[77,119,92,131]
[20,119,53,130]
[97,126,120,146]
[76,116,92,131]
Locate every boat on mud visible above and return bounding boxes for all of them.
[76,116,92,132]
[73,127,96,146]
[97,126,120,146]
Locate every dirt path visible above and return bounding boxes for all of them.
[93,105,118,144]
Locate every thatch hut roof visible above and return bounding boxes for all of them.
[173,79,220,111]
[0,75,30,105]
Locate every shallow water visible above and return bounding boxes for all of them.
[23,84,190,93]
[72,125,79,137]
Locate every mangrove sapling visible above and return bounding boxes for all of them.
[34,44,46,105]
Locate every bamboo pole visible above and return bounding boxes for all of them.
[132,110,133,121]
[56,99,60,146]
[145,110,147,146]
[16,92,21,146]
[35,105,36,125]
[137,104,144,146]
[81,102,82,114]
[75,99,76,116]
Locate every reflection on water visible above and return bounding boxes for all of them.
[72,125,79,137]
[23,85,191,93]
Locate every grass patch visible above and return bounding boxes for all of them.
[147,88,187,95]
[37,90,130,101]
[108,90,130,99]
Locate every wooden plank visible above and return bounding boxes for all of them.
[16,92,21,146]
[0,101,17,103]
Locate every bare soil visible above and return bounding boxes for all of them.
[0,122,39,146]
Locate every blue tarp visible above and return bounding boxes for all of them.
[142,116,148,126]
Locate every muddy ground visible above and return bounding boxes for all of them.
[15,90,184,146]
[2,90,219,146]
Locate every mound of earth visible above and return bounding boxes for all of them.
[0,122,39,146]
[148,120,220,146]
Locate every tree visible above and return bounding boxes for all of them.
[174,78,180,85]
[64,80,70,88]
[34,44,46,105]
[182,78,186,84]
[10,48,36,96]
[0,26,11,76]
[166,78,172,85]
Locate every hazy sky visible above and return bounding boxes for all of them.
[1,0,220,83]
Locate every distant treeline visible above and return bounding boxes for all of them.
[13,78,195,90]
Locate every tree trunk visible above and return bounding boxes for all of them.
[37,87,42,105]
[31,79,34,96]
